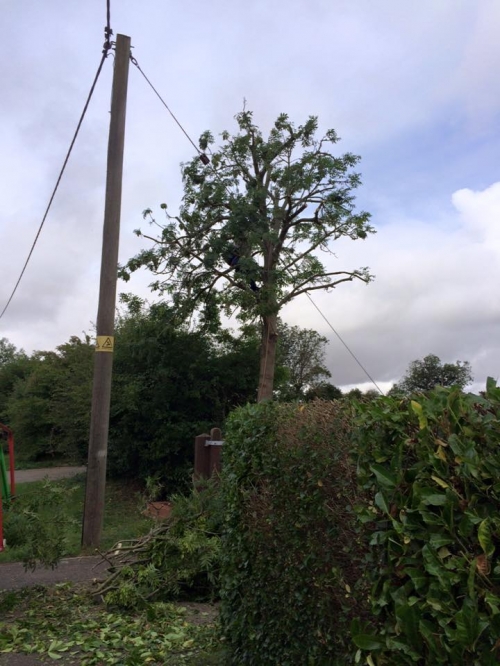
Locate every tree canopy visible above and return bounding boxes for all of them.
[121,110,374,399]
[390,354,473,395]
[277,323,331,400]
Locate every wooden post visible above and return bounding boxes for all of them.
[208,427,222,478]
[194,433,210,482]
[82,34,131,548]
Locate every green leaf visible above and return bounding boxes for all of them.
[369,464,397,489]
[478,519,495,557]
[351,634,385,650]
[422,545,445,578]
[430,475,448,489]
[405,568,428,594]
[417,488,448,506]
[420,619,443,658]
[411,400,427,429]
[374,491,390,514]
[454,598,488,649]
[429,533,453,548]
[396,602,423,651]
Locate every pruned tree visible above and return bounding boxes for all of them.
[390,354,473,395]
[121,111,374,400]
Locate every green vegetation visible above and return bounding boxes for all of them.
[2,379,499,664]
[0,476,151,564]
[275,322,331,400]
[107,300,260,489]
[98,479,224,608]
[0,302,260,492]
[121,110,374,399]
[219,400,366,665]
[2,336,94,463]
[390,353,473,395]
[353,377,500,664]
[0,584,222,665]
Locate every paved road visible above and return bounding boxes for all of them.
[13,466,87,484]
[0,556,108,592]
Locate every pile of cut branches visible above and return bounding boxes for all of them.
[96,480,224,609]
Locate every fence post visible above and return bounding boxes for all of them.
[209,427,222,478]
[194,433,210,482]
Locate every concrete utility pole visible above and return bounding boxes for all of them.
[82,34,131,548]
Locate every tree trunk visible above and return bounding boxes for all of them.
[257,313,278,402]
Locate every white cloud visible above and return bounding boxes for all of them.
[283,181,500,389]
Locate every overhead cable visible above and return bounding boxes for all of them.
[304,292,384,394]
[129,56,209,164]
[0,49,110,322]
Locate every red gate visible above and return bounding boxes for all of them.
[0,423,16,552]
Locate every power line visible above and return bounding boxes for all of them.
[129,57,208,162]
[0,50,110,323]
[304,292,384,394]
[129,59,382,393]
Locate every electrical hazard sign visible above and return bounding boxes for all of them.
[95,336,114,352]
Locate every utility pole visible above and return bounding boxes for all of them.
[82,34,131,548]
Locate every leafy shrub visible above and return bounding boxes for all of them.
[107,303,259,492]
[353,378,500,665]
[3,480,78,569]
[220,400,368,665]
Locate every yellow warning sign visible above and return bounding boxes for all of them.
[95,336,114,352]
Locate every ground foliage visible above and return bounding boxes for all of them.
[0,584,221,665]
[219,399,369,665]
[97,479,224,609]
[352,378,500,665]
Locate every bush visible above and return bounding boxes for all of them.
[220,400,368,665]
[3,480,79,569]
[352,378,500,665]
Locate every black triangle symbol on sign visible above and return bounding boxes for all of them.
[103,337,113,348]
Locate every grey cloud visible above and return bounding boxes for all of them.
[1,0,499,394]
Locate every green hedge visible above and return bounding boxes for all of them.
[353,379,500,665]
[220,400,367,665]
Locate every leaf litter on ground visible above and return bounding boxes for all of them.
[0,582,222,665]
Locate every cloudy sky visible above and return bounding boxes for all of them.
[1,0,499,393]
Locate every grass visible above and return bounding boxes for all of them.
[13,458,82,470]
[0,583,224,665]
[0,476,152,563]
